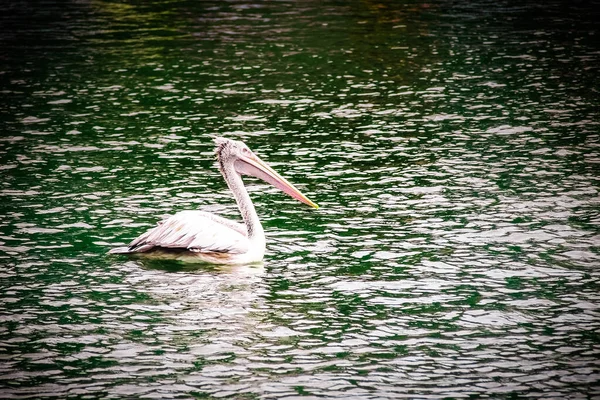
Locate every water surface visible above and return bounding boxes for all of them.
[1,0,599,398]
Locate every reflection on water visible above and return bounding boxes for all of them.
[1,0,599,398]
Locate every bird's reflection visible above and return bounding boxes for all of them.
[131,257,266,275]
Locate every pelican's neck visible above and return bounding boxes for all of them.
[219,159,265,242]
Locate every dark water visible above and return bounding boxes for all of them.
[1,0,599,398]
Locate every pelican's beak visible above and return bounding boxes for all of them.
[235,153,319,209]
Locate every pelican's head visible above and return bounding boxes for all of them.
[214,137,319,209]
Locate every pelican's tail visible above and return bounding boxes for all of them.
[108,246,133,254]
[108,244,154,254]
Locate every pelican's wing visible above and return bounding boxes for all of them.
[127,210,248,254]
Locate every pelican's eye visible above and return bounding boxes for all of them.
[242,147,251,155]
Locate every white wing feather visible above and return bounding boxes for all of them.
[128,210,248,254]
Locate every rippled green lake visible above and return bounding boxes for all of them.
[1,0,599,398]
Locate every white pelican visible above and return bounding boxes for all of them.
[109,137,319,264]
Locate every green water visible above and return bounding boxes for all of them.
[1,0,599,398]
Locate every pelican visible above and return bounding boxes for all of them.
[108,137,319,264]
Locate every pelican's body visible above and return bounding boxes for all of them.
[109,137,318,264]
